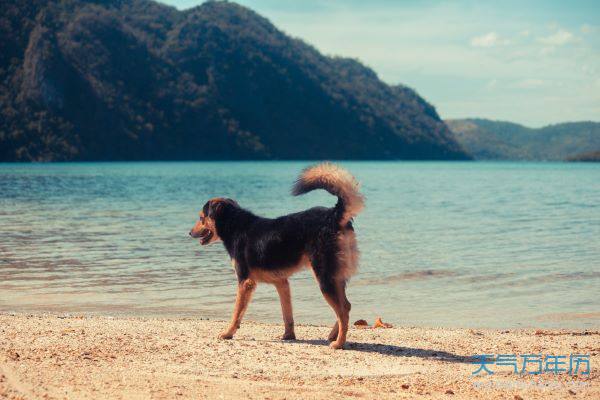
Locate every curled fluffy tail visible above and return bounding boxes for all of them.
[291,163,365,226]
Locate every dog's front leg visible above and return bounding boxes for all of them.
[275,279,296,340]
[219,278,256,339]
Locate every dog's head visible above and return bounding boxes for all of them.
[189,197,238,245]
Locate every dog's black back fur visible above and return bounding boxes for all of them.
[209,201,353,292]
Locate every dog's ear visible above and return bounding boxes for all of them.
[207,200,224,218]
[208,198,238,218]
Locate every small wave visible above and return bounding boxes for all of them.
[354,269,457,286]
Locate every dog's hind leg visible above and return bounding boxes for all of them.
[218,278,256,340]
[327,290,351,342]
[318,278,351,350]
[275,279,296,340]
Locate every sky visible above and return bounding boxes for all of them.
[161,0,600,127]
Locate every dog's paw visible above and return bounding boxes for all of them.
[218,331,234,340]
[329,340,345,350]
[281,332,296,341]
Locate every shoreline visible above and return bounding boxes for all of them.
[1,309,598,331]
[1,313,598,399]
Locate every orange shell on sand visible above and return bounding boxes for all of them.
[353,319,369,327]
[373,317,393,328]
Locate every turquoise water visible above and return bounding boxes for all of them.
[1,162,599,328]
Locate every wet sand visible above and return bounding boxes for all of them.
[0,313,598,399]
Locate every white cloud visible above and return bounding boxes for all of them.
[537,29,575,46]
[540,47,556,56]
[580,64,594,74]
[470,32,509,47]
[486,79,498,89]
[513,79,545,89]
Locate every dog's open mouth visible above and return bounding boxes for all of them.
[199,229,213,245]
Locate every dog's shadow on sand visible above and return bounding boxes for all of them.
[265,338,472,363]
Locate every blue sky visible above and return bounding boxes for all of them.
[161,0,600,127]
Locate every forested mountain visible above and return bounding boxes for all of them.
[0,0,470,161]
[446,119,600,161]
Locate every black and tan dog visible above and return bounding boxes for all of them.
[189,163,363,349]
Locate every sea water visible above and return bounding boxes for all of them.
[1,162,598,328]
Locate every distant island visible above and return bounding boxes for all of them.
[446,119,600,161]
[0,0,469,162]
[566,150,600,162]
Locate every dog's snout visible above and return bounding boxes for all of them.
[188,230,192,237]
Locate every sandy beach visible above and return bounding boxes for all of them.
[0,314,597,399]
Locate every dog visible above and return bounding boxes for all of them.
[189,163,364,349]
